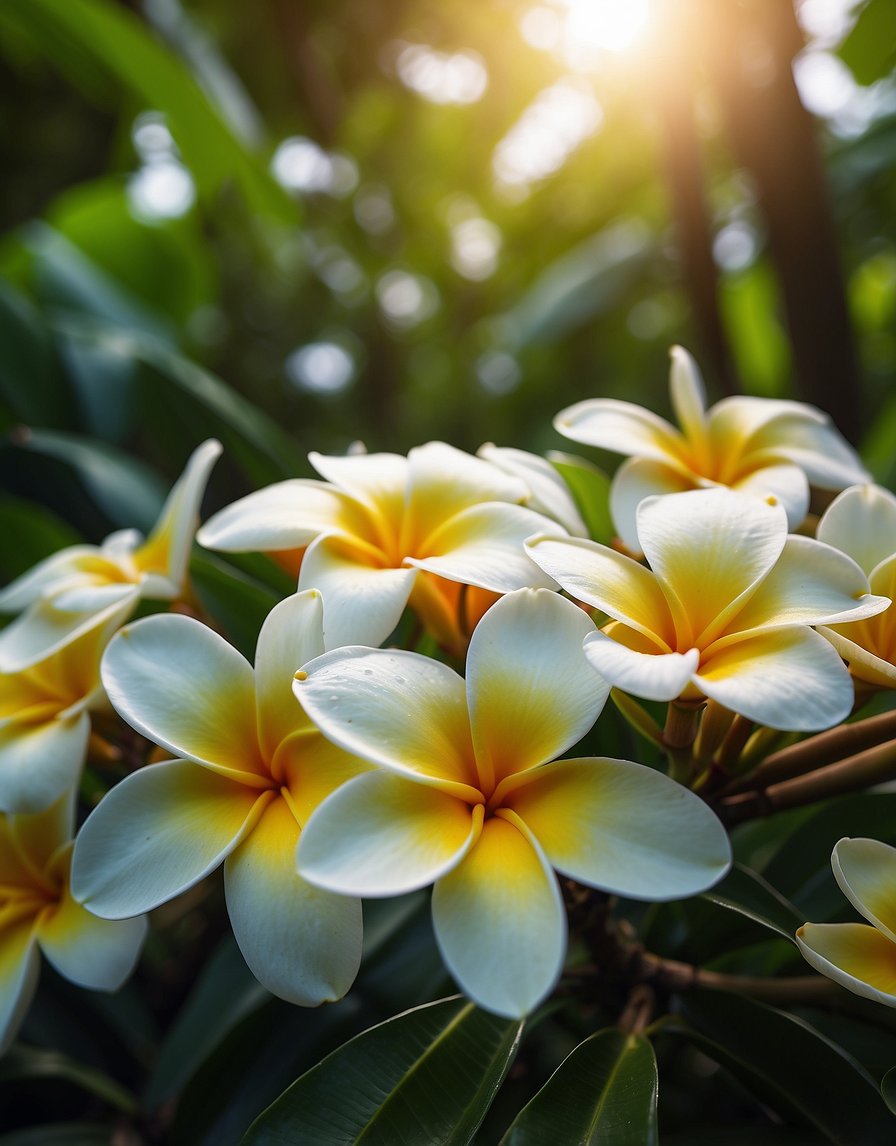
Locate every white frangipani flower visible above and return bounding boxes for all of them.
[527,488,889,731]
[293,588,731,1019]
[0,439,222,671]
[70,591,366,1007]
[554,346,869,553]
[197,441,562,655]
[0,792,146,1054]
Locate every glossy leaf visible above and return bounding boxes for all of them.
[548,453,615,545]
[701,862,804,942]
[500,1028,658,1146]
[670,989,894,1145]
[241,996,523,1146]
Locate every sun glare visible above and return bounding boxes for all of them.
[521,0,652,70]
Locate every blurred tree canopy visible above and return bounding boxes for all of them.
[2,0,896,524]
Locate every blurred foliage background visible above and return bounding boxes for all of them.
[2,0,896,544]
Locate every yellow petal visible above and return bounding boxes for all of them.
[833,838,896,943]
[796,922,896,1006]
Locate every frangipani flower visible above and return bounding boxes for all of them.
[554,346,869,553]
[70,591,365,1006]
[476,444,588,537]
[197,441,562,655]
[0,598,134,814]
[527,488,889,731]
[0,439,222,671]
[797,838,896,1006]
[816,484,896,690]
[293,588,731,1018]
[0,791,146,1055]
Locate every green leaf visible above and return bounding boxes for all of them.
[548,453,615,544]
[701,862,804,942]
[0,495,81,582]
[669,989,895,1145]
[190,551,282,660]
[839,0,896,86]
[241,996,523,1146]
[0,278,72,428]
[56,324,139,442]
[144,935,271,1110]
[0,1045,136,1113]
[499,1028,658,1146]
[0,0,293,222]
[0,1126,113,1146]
[882,1066,896,1115]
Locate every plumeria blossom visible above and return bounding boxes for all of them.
[0,439,222,671]
[815,484,896,690]
[293,588,731,1018]
[70,591,366,1006]
[476,443,588,538]
[0,791,146,1054]
[553,346,869,553]
[797,838,896,1006]
[527,488,889,731]
[0,598,135,814]
[197,441,563,655]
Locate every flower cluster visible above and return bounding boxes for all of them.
[2,346,895,1049]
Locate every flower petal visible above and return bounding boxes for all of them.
[609,457,695,555]
[197,479,371,552]
[308,449,408,530]
[224,795,362,1005]
[467,589,605,788]
[278,730,370,826]
[504,757,731,899]
[135,439,222,588]
[525,535,675,647]
[298,534,417,650]
[0,711,90,815]
[431,812,565,1018]
[832,837,896,944]
[732,463,809,531]
[636,488,787,648]
[38,852,147,990]
[744,411,870,489]
[254,590,326,763]
[796,922,896,1006]
[668,345,709,453]
[695,627,853,730]
[296,771,481,896]
[294,647,477,793]
[583,628,699,701]
[101,613,266,784]
[0,590,140,673]
[408,503,560,593]
[817,484,896,578]
[70,760,270,918]
[0,546,103,612]
[0,918,39,1054]
[477,444,588,536]
[553,397,685,467]
[727,536,888,636]
[818,626,896,690]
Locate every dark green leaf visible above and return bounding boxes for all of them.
[500,1028,658,1146]
[0,1125,113,1146]
[839,0,896,86]
[190,551,282,660]
[668,989,894,1144]
[0,1045,136,1113]
[702,862,804,942]
[56,324,139,442]
[0,278,72,428]
[242,996,523,1146]
[548,453,615,544]
[0,495,81,582]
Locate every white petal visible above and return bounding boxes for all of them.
[294,646,477,792]
[298,535,417,650]
[635,488,787,648]
[817,484,896,578]
[583,629,699,701]
[39,856,147,990]
[832,837,896,944]
[432,812,566,1018]
[0,918,39,1055]
[553,397,686,467]
[254,590,326,763]
[308,449,408,526]
[506,757,731,899]
[747,413,870,489]
[732,463,810,531]
[609,457,695,555]
[225,797,361,1005]
[467,589,605,788]
[135,439,222,588]
[70,760,269,918]
[0,591,139,672]
[0,547,102,612]
[296,771,481,896]
[668,346,708,447]
[477,444,588,536]
[0,711,90,815]
[818,626,896,690]
[101,614,267,784]
[408,503,561,593]
[198,479,370,552]
[695,627,853,730]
